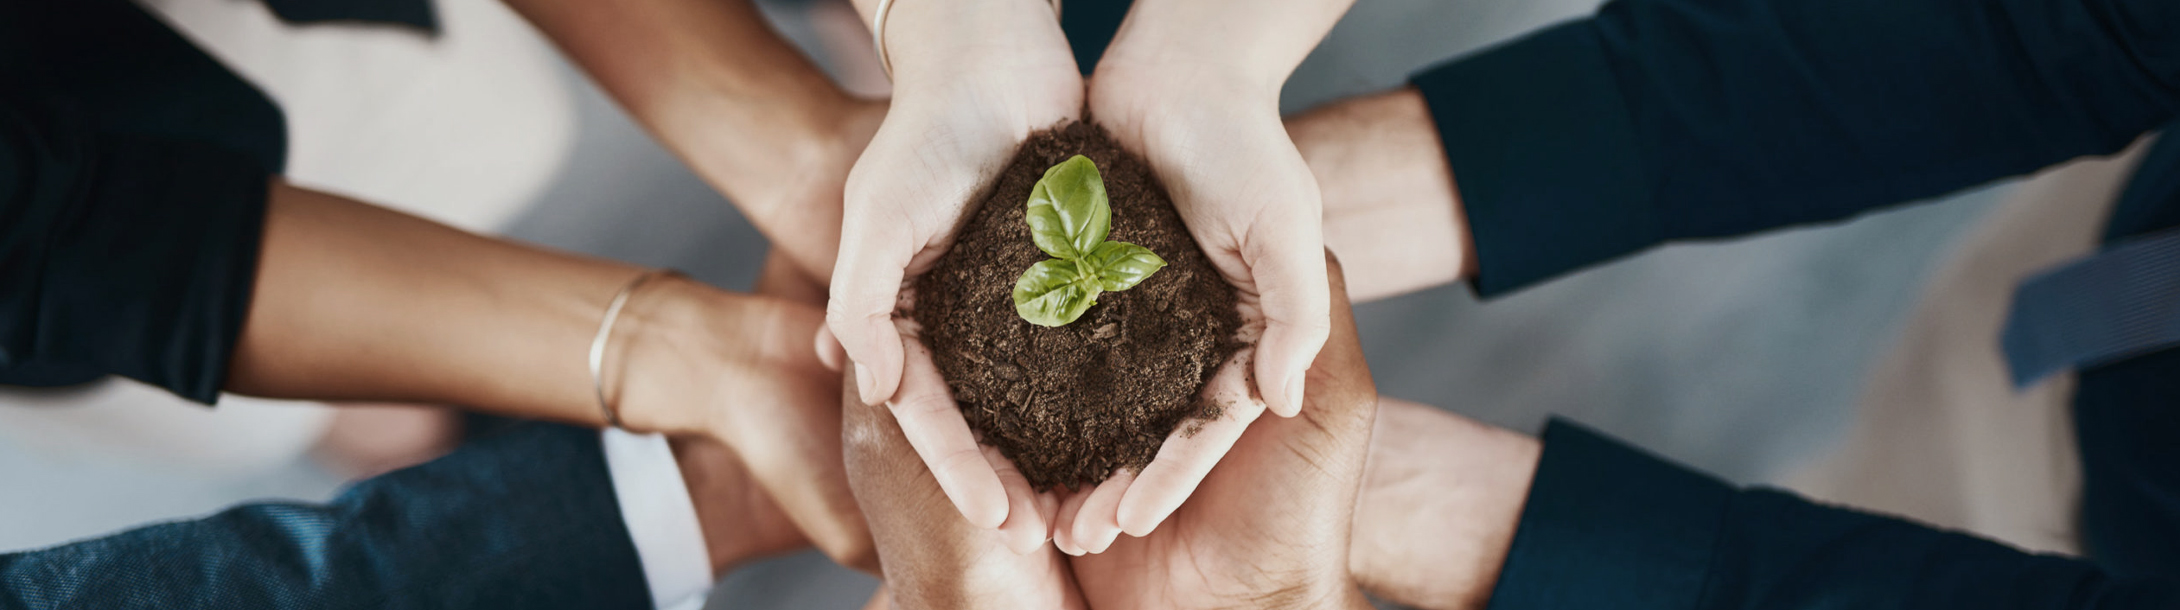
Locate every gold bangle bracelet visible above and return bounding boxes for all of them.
[874,0,1063,81]
[588,269,675,430]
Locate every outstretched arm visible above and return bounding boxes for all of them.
[228,183,874,568]
[1348,400,2180,610]
[0,424,811,607]
[501,0,882,281]
[1298,0,2179,300]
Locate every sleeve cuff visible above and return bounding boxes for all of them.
[602,429,715,610]
[1410,21,1662,298]
[1486,418,1732,610]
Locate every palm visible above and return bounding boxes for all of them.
[834,45,1083,295]
[827,29,1088,515]
[1024,69,1338,552]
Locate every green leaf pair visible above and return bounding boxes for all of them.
[1013,155,1167,327]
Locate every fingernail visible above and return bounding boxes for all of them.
[1281,373,1307,416]
[854,363,877,405]
[815,331,843,372]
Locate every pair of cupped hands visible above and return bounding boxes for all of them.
[694,1,1378,607]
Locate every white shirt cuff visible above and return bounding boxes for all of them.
[602,429,714,610]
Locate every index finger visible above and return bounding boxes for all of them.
[887,334,1011,529]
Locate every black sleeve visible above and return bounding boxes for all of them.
[1484,419,2180,609]
[0,424,655,610]
[1409,0,2180,296]
[0,95,270,403]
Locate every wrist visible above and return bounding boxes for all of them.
[1092,62,1283,127]
[869,0,1071,88]
[670,81,868,213]
[1349,400,1537,610]
[671,435,799,576]
[1293,88,1473,300]
[606,275,732,436]
[1097,0,1350,93]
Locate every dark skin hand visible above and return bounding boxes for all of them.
[838,255,1538,608]
[840,328,1087,610]
[1062,253,1378,610]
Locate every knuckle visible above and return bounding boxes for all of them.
[935,446,990,476]
[889,391,953,419]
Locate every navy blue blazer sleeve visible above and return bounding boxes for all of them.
[1486,419,2180,610]
[1410,0,2180,296]
[0,424,654,610]
[0,95,270,404]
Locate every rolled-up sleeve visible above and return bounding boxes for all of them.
[1487,419,2180,609]
[1413,0,2180,297]
[0,96,270,403]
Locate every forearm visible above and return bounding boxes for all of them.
[1290,88,1474,302]
[1492,420,2180,609]
[226,182,698,432]
[1100,0,1355,94]
[0,424,650,609]
[503,0,852,218]
[847,0,1070,95]
[1411,0,2179,295]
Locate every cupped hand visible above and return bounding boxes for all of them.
[1054,59,1333,541]
[842,329,1086,610]
[824,0,1082,529]
[616,277,874,571]
[1064,253,1374,610]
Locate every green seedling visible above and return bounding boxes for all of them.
[1012,155,1167,327]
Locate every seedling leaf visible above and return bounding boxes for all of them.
[1024,155,1110,259]
[1012,155,1162,327]
[1085,241,1167,292]
[1013,259,1102,327]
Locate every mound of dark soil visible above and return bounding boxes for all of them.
[912,121,1245,490]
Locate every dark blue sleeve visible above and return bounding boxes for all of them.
[0,424,654,610]
[0,96,269,403]
[0,0,294,403]
[1410,0,2180,296]
[1486,419,2180,610]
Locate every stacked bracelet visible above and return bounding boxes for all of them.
[873,0,1063,80]
[588,269,678,430]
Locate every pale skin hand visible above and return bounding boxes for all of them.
[229,183,874,570]
[1063,254,1376,610]
[1287,87,1477,303]
[823,0,1083,530]
[1058,0,1359,545]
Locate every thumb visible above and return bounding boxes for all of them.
[826,214,914,407]
[1246,202,1332,418]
